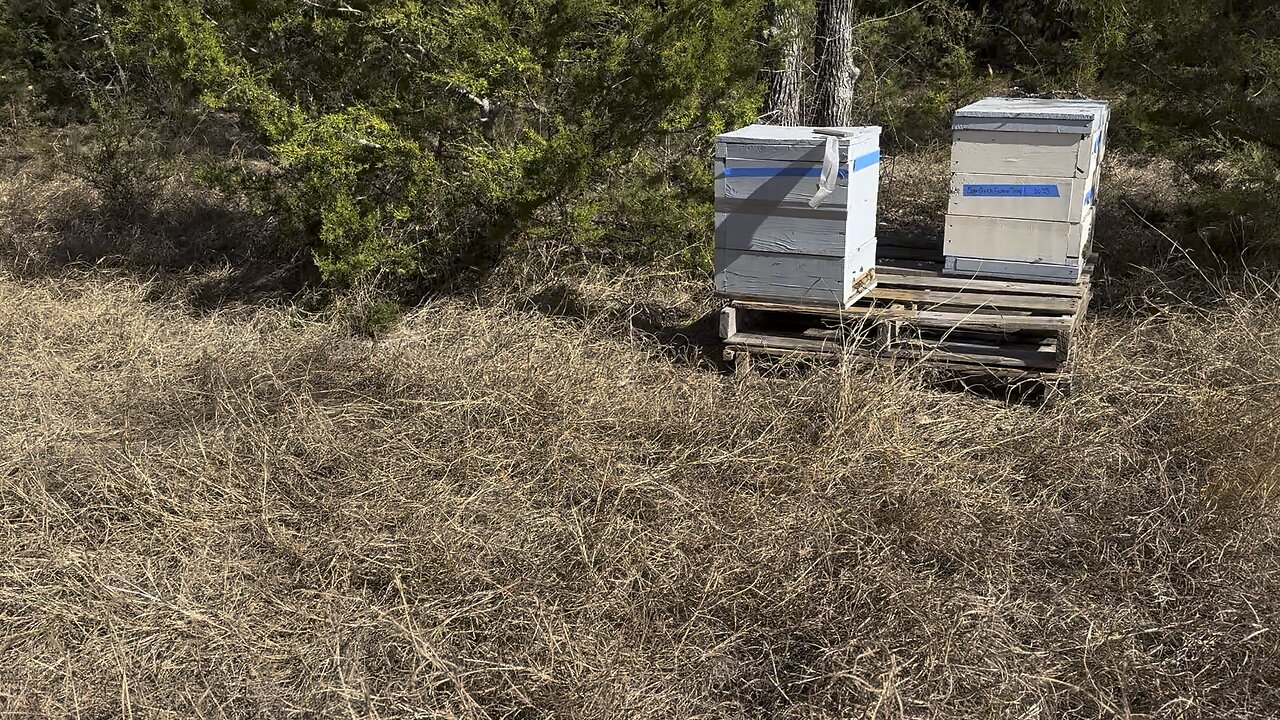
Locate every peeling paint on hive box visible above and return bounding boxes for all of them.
[714,124,881,308]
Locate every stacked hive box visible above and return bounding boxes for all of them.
[944,98,1110,283]
[714,124,882,308]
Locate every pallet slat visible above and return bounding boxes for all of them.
[775,327,1061,368]
[874,270,1086,297]
[866,287,1078,313]
[725,331,838,353]
[730,300,1073,333]
[723,343,1068,382]
[888,339,1060,369]
[724,332,1057,370]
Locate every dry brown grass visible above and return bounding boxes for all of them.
[1,140,1280,718]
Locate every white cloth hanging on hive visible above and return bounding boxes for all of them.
[808,134,841,208]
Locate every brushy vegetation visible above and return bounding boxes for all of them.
[3,134,1280,718]
[3,0,1279,287]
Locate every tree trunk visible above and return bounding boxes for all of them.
[812,0,860,126]
[761,0,804,125]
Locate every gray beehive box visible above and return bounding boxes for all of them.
[944,98,1110,283]
[714,124,882,307]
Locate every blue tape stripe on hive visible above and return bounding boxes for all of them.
[962,184,1061,198]
[722,152,879,180]
[852,150,880,171]
[723,167,848,179]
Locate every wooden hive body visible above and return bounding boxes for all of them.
[944,98,1109,283]
[714,124,881,307]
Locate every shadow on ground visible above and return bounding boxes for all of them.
[524,282,729,372]
[0,150,321,311]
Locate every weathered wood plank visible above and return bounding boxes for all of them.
[861,307,1072,333]
[723,331,838,353]
[728,298,1074,333]
[1058,283,1094,363]
[788,325,1056,363]
[725,331,1058,369]
[718,305,737,340]
[728,343,1069,380]
[866,287,1078,314]
[889,339,1060,369]
[873,270,1087,298]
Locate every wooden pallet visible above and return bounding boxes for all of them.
[719,253,1095,385]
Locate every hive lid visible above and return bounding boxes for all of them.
[953,97,1108,134]
[717,124,881,147]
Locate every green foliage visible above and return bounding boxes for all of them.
[532,146,718,270]
[344,294,403,338]
[0,8,29,122]
[0,0,157,122]
[1072,0,1280,149]
[4,0,1280,283]
[841,0,996,147]
[1071,0,1280,241]
[104,0,765,286]
[1,2,88,116]
[66,97,171,218]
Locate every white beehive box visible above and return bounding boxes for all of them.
[714,124,881,307]
[944,98,1109,283]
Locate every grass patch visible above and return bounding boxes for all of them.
[0,139,1278,717]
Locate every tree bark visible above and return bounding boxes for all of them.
[812,0,860,126]
[761,0,804,125]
